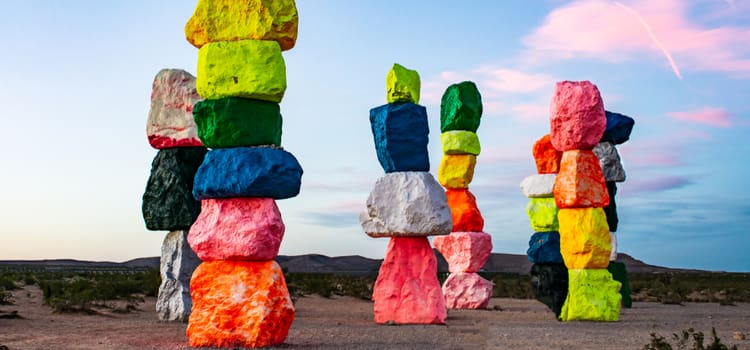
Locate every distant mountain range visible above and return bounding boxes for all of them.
[0,252,706,274]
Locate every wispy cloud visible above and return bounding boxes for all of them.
[666,107,734,127]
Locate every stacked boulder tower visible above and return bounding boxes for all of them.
[433,81,494,309]
[549,81,622,321]
[183,1,301,348]
[360,63,452,324]
[520,134,568,317]
[142,69,205,322]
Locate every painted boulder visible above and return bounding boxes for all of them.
[440,81,482,133]
[446,189,484,232]
[441,130,481,155]
[193,97,282,148]
[369,102,430,173]
[526,197,559,232]
[442,272,494,309]
[554,150,609,209]
[438,154,476,189]
[601,111,635,145]
[559,269,621,322]
[558,208,611,269]
[532,134,562,174]
[530,263,568,317]
[593,142,626,183]
[157,230,200,322]
[520,174,556,198]
[386,63,420,104]
[433,231,492,273]
[549,81,606,151]
[527,231,563,264]
[147,69,203,149]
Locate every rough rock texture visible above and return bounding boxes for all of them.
[360,172,452,237]
[526,197,559,232]
[369,103,429,173]
[187,260,294,348]
[604,181,619,232]
[196,40,286,102]
[554,150,610,209]
[560,269,621,322]
[532,134,562,174]
[386,63,420,104]
[433,231,492,273]
[442,272,493,309]
[147,69,203,149]
[184,0,298,51]
[549,81,606,152]
[156,230,200,322]
[193,147,302,200]
[520,174,556,198]
[607,261,632,308]
[188,198,284,261]
[593,142,625,182]
[372,237,447,324]
[440,130,481,155]
[558,208,611,269]
[609,232,618,261]
[446,189,484,232]
[527,231,563,264]
[142,147,207,231]
[193,97,282,148]
[440,81,482,133]
[437,154,476,189]
[602,111,635,145]
[530,263,568,317]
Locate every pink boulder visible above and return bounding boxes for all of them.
[549,81,606,151]
[433,231,492,273]
[372,237,447,324]
[188,198,284,261]
[442,272,494,309]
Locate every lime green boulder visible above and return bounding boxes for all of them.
[386,63,420,104]
[193,98,282,148]
[526,197,559,232]
[441,131,480,155]
[607,261,632,308]
[560,269,621,321]
[197,40,286,102]
[440,81,482,132]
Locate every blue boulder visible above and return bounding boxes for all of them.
[369,102,430,173]
[601,111,635,145]
[193,147,303,200]
[527,231,564,264]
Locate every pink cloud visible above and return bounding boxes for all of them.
[667,107,733,127]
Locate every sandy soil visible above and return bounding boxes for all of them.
[0,286,748,350]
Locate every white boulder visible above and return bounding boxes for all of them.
[156,230,201,322]
[520,174,556,198]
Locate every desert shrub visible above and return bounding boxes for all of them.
[284,273,375,300]
[486,273,534,299]
[643,327,738,350]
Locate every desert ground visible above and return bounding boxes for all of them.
[0,286,748,350]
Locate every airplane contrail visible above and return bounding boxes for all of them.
[614,1,683,80]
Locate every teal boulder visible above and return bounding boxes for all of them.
[440,81,482,132]
[193,97,282,148]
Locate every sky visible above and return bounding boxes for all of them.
[0,0,748,272]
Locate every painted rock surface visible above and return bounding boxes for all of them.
[441,130,481,155]
[440,81,482,133]
[527,231,563,264]
[602,111,635,145]
[142,147,207,231]
[532,134,562,174]
[372,237,446,324]
[147,69,203,149]
[193,147,303,200]
[549,81,606,151]
[438,154,476,189]
[157,230,200,322]
[593,142,626,182]
[609,231,618,261]
[554,150,609,209]
[193,97,282,148]
[433,231,492,273]
[442,272,493,309]
[604,181,618,232]
[187,260,294,348]
[446,189,484,232]
[526,197,559,232]
[360,172,452,237]
[558,208,611,269]
[197,40,286,102]
[185,0,298,51]
[520,174,556,198]
[530,263,568,317]
[607,261,632,308]
[369,103,429,173]
[386,63,420,104]
[560,269,621,322]
[188,198,284,261]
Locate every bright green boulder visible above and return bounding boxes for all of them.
[526,197,559,232]
[441,130,480,155]
[193,97,282,148]
[386,63,420,104]
[440,81,482,132]
[560,269,621,321]
[607,261,632,308]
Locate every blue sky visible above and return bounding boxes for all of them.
[0,1,748,272]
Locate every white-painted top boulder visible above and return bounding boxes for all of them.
[147,69,203,149]
[593,142,626,182]
[360,172,452,237]
[520,174,556,198]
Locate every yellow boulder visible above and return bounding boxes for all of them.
[197,40,286,102]
[560,269,621,322]
[558,208,611,269]
[185,0,298,51]
[386,63,420,104]
[438,154,476,189]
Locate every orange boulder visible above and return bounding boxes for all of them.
[554,150,609,208]
[446,189,484,232]
[187,260,294,348]
[532,134,562,174]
